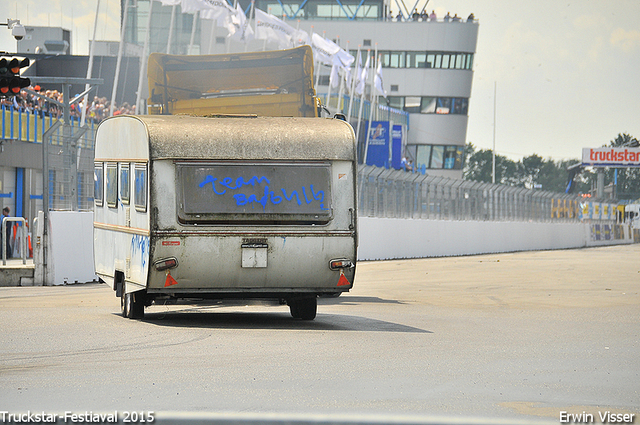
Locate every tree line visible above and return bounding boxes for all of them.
[463,133,640,200]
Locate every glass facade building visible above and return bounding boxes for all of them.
[121,0,478,178]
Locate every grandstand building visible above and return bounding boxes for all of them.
[125,0,479,178]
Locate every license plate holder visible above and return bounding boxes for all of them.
[241,243,268,268]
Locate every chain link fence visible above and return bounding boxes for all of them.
[46,123,96,211]
[357,165,612,223]
[39,120,617,223]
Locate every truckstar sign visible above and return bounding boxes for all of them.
[582,147,640,167]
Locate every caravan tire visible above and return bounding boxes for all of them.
[289,297,317,320]
[122,292,145,319]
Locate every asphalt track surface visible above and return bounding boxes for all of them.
[1,245,638,424]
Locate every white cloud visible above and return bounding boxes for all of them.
[610,27,640,53]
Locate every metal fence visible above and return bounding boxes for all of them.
[357,165,606,223]
[45,122,96,212]
[1,104,97,143]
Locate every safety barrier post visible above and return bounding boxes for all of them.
[10,105,14,139]
[18,107,22,140]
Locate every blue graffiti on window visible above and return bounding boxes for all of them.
[199,175,329,211]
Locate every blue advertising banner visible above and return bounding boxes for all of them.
[366,121,390,167]
[391,124,403,169]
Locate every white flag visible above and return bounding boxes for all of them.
[343,64,351,91]
[224,3,254,43]
[180,0,212,14]
[311,33,340,65]
[293,28,310,47]
[198,0,234,23]
[374,57,387,98]
[255,9,296,48]
[356,52,370,95]
[333,48,354,69]
[350,51,362,88]
[329,63,340,88]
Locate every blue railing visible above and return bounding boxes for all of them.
[1,105,96,147]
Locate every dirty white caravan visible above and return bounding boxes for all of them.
[93,115,357,320]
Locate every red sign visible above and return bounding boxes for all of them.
[582,148,640,167]
[162,241,181,246]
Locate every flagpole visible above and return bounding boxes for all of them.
[166,4,176,54]
[347,45,360,122]
[135,0,155,115]
[325,34,340,108]
[312,27,321,88]
[81,0,100,126]
[363,45,377,166]
[322,31,330,105]
[188,11,199,55]
[208,18,216,54]
[326,36,334,110]
[336,40,348,114]
[326,71,332,110]
[355,49,370,150]
[262,7,271,51]
[226,0,237,53]
[110,0,130,116]
[283,13,289,49]
[246,0,255,52]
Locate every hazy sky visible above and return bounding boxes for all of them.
[1,0,639,161]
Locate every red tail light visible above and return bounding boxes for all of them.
[154,257,178,271]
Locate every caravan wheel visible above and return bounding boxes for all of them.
[122,292,145,319]
[289,297,317,320]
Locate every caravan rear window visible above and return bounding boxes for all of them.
[177,162,333,224]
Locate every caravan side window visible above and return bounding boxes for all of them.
[120,163,130,205]
[106,163,118,208]
[94,162,103,207]
[134,163,147,212]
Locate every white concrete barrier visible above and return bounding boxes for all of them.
[29,212,634,283]
[358,217,634,261]
[47,211,98,285]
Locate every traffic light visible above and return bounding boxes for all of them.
[0,57,31,97]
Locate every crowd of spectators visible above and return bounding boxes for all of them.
[0,87,136,124]
[387,10,475,23]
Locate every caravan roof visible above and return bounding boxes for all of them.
[94,115,356,162]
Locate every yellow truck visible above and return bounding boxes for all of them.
[147,46,319,117]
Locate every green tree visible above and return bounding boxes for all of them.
[534,158,590,193]
[554,159,591,194]
[464,144,590,194]
[519,154,544,188]
[604,133,640,200]
[463,143,518,185]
